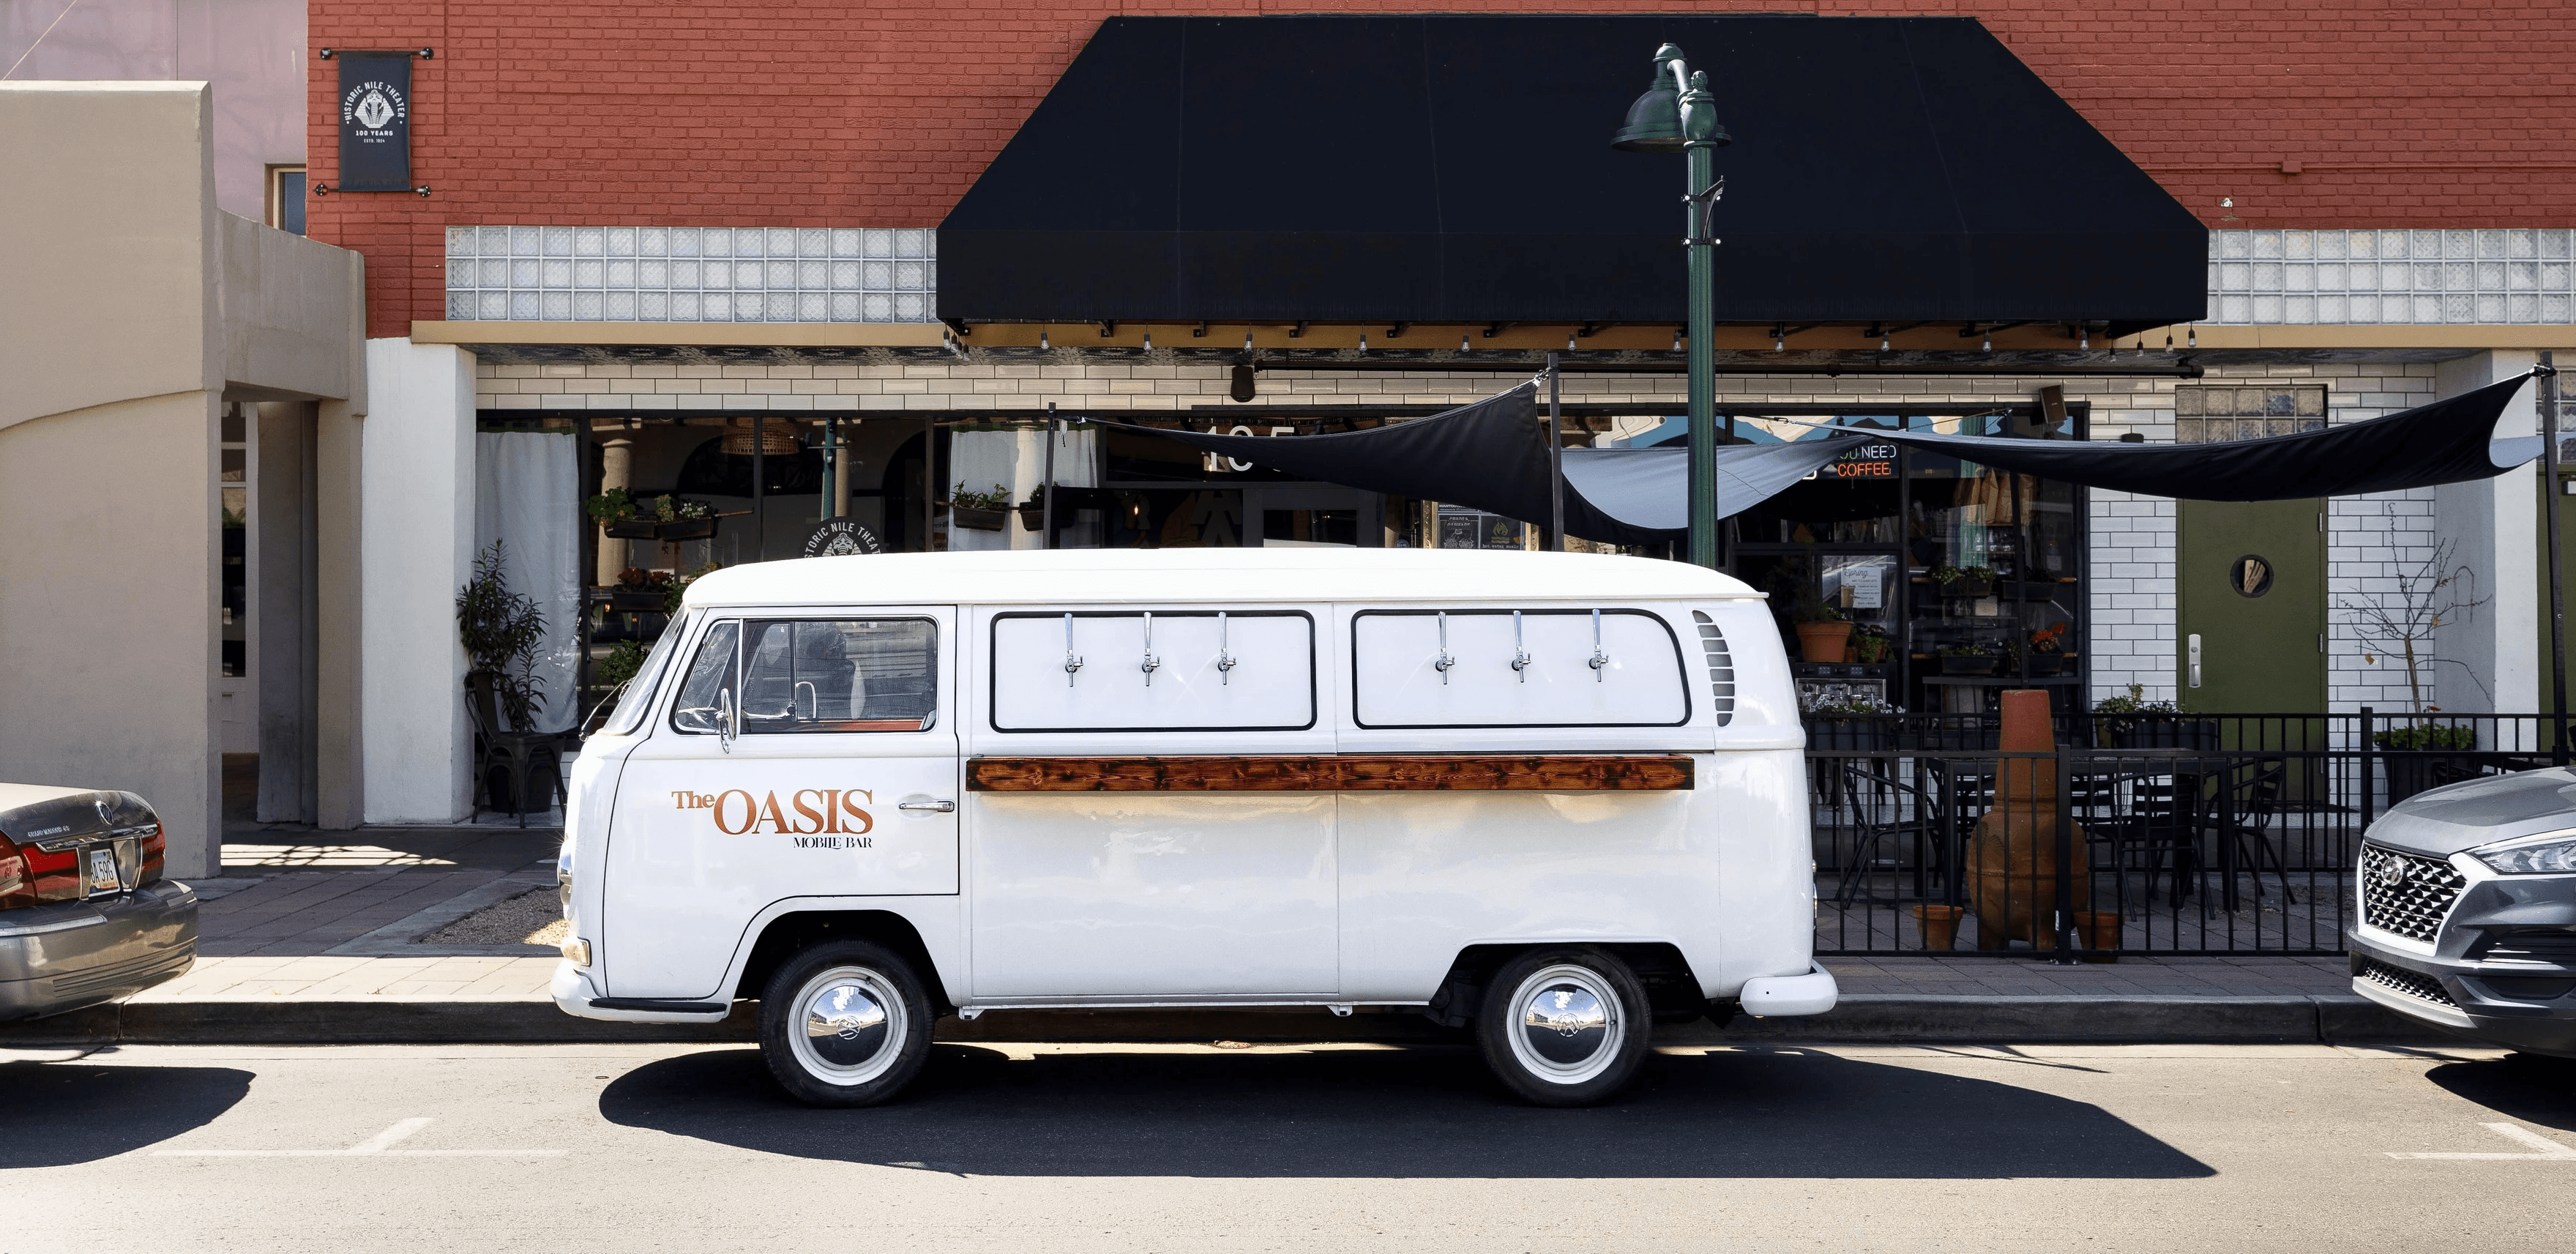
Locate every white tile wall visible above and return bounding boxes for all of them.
[443,226,936,322]
[477,357,2452,711]
[2206,229,2576,324]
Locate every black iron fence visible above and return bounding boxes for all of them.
[1805,711,2565,958]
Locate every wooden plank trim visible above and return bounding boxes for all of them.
[966,755,1695,792]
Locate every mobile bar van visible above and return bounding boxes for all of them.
[554,549,1835,1105]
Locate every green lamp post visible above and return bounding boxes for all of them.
[1612,43,1730,569]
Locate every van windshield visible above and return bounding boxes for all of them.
[669,620,740,735]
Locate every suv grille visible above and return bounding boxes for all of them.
[2359,959,2457,1007]
[2359,844,2465,942]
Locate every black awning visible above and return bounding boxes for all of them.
[938,15,2206,330]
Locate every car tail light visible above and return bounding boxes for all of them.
[20,841,79,905]
[0,834,28,909]
[135,824,163,886]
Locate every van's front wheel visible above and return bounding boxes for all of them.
[1475,947,1651,1107]
[758,940,933,1107]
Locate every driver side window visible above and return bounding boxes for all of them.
[668,620,739,735]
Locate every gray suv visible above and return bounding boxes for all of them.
[0,785,197,1020]
[2349,768,2576,1056]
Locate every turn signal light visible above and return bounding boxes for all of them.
[561,938,591,967]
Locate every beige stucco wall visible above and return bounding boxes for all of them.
[0,81,364,873]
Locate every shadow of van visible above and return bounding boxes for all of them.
[0,1059,255,1167]
[598,1043,2212,1179]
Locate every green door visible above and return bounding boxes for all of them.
[2176,499,2326,714]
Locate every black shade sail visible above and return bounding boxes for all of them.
[939,15,2206,331]
[1099,373,2545,544]
[1867,373,2544,502]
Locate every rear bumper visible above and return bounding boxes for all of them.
[0,881,198,1022]
[1739,961,1839,1018]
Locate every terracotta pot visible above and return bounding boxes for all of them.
[1913,904,1965,952]
[2075,910,2121,963]
[1967,690,2091,949]
[1796,620,1854,663]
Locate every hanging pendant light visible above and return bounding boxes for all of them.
[1039,329,1050,351]
[1358,332,1369,352]
[1460,333,1471,351]
[1672,328,1683,351]
[1143,330,1153,351]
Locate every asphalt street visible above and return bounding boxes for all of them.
[6,1039,2574,1253]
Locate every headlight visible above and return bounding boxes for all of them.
[2471,830,2576,874]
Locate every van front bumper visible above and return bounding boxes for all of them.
[0,880,198,1022]
[2349,933,2576,1058]
[550,959,734,1024]
[1739,962,1838,1018]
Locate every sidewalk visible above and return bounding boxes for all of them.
[0,827,2422,1047]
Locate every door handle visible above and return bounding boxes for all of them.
[2187,633,2202,690]
[899,799,956,813]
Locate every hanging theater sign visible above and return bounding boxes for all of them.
[325,48,430,195]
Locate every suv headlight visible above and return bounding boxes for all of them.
[2471,829,2576,874]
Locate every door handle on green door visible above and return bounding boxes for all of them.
[2188,633,2202,689]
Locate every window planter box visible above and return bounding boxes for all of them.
[605,589,666,612]
[657,518,717,541]
[1938,577,1995,599]
[950,505,1007,532]
[602,518,659,540]
[1940,654,1998,676]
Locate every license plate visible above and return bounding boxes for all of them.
[86,847,121,896]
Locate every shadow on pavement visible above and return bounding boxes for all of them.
[0,1059,253,1166]
[2422,1053,2576,1132]
[599,1043,2212,1179]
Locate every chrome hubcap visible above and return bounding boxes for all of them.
[788,966,906,1085]
[1505,964,1623,1085]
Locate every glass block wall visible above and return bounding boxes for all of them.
[443,226,936,321]
[2206,228,2575,324]
[2172,384,2326,443]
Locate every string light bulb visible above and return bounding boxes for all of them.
[1143,330,1153,351]
[1567,331,1578,351]
[1243,333,1254,353]
[1460,333,1471,351]
[2189,324,2198,348]
[1982,332,1993,353]
[1039,329,1050,351]
[1881,333,1891,351]
[2080,326,2089,350]
[1672,328,1683,351]
[1358,332,1369,352]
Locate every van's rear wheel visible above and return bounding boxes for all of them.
[1474,947,1651,1107]
[758,940,933,1107]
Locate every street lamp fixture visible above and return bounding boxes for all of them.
[1612,42,1730,570]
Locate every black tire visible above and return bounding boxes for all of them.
[758,939,934,1108]
[1474,946,1652,1107]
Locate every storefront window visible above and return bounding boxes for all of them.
[1731,407,2086,717]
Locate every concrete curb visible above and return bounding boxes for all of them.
[0,993,2449,1048]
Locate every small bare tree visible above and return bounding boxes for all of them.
[2337,539,2490,718]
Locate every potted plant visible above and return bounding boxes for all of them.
[2375,721,2481,805]
[1792,591,1853,663]
[948,482,1012,531]
[586,488,658,540]
[1853,627,1895,665]
[655,496,718,541]
[607,567,673,611]
[2091,682,2217,748]
[1935,564,1997,599]
[2025,622,2069,677]
[1802,690,1900,751]
[1939,642,1997,676]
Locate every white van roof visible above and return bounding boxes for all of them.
[683,548,1761,609]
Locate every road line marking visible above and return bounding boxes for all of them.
[346,1117,432,1154]
[153,1117,566,1158]
[2389,1122,2576,1160]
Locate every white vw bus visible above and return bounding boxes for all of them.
[554,548,1834,1106]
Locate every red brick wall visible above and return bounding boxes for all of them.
[311,1,2576,337]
